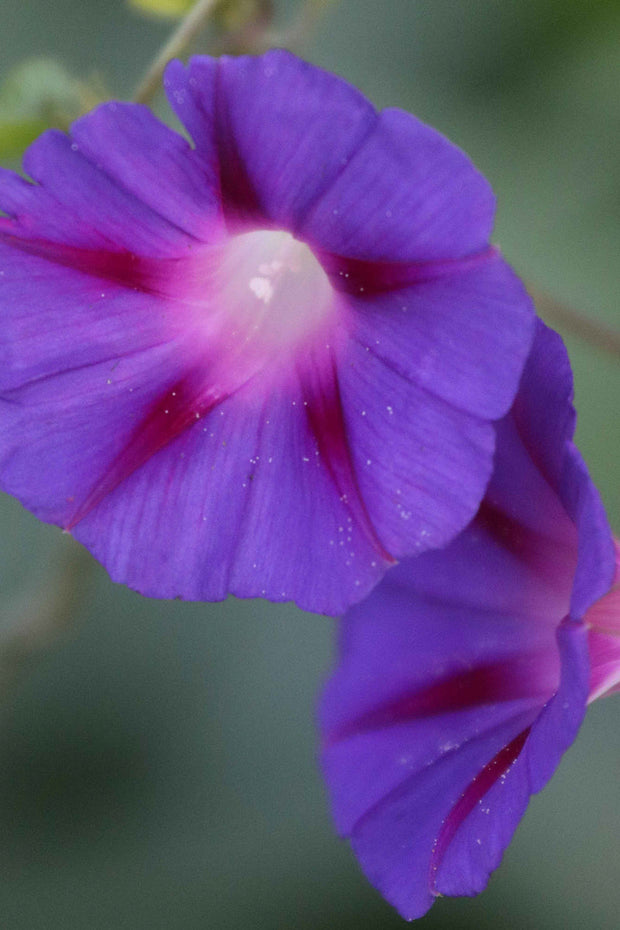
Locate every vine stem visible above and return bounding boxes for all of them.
[529,286,620,359]
[133,0,220,105]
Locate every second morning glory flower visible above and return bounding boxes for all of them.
[0,51,533,613]
[320,321,619,917]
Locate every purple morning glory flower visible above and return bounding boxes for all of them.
[320,320,619,918]
[0,50,533,613]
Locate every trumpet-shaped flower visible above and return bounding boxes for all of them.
[320,321,619,917]
[0,51,533,613]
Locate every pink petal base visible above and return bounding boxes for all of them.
[587,540,620,701]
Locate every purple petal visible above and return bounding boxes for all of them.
[70,372,391,613]
[165,50,377,231]
[510,320,576,485]
[561,444,616,618]
[0,255,391,610]
[0,334,188,527]
[0,121,207,255]
[320,320,611,916]
[336,337,494,558]
[435,620,589,899]
[320,534,588,917]
[69,102,222,240]
[0,243,192,393]
[320,516,564,838]
[0,51,538,613]
[508,321,616,616]
[346,712,536,920]
[344,252,534,420]
[300,107,495,261]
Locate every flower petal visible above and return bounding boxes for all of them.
[344,252,534,420]
[0,119,208,255]
[165,50,377,231]
[70,374,391,613]
[509,322,616,616]
[336,338,494,557]
[344,713,536,920]
[0,51,539,613]
[320,516,563,838]
[0,254,391,611]
[435,620,589,897]
[69,101,222,240]
[561,445,616,618]
[300,106,495,261]
[320,549,588,917]
[0,335,188,526]
[0,243,189,394]
[320,321,607,916]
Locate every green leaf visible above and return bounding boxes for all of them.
[0,118,48,160]
[0,57,99,162]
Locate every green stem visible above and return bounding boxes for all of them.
[529,286,620,359]
[133,0,220,105]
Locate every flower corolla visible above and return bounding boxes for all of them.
[320,321,619,917]
[0,51,533,612]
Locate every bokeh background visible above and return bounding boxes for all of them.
[0,2,618,928]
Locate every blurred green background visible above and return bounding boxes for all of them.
[0,2,618,927]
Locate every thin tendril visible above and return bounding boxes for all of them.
[529,286,620,359]
[132,0,338,104]
[133,0,220,105]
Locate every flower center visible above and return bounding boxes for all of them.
[216,229,337,356]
